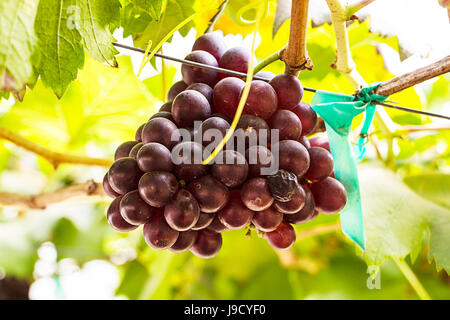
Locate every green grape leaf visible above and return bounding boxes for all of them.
[0,0,39,92]
[35,0,85,98]
[122,3,153,38]
[75,0,121,67]
[130,0,165,21]
[273,0,291,38]
[360,164,450,272]
[404,174,450,211]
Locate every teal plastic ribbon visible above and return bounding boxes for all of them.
[310,83,387,250]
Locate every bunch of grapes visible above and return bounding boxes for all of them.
[103,31,347,259]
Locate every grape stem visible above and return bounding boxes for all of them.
[252,51,281,75]
[0,180,105,210]
[0,126,112,168]
[204,0,229,34]
[393,256,432,300]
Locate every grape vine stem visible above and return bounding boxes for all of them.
[253,52,281,75]
[393,257,432,300]
[204,0,229,34]
[0,126,112,168]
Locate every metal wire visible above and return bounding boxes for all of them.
[113,42,449,120]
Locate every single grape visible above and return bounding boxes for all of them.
[266,170,300,202]
[213,77,246,119]
[190,229,222,258]
[273,185,306,214]
[107,196,138,232]
[269,74,303,109]
[240,177,274,211]
[172,141,208,182]
[246,145,275,177]
[211,113,232,124]
[309,134,330,152]
[291,102,318,136]
[136,142,173,173]
[108,157,143,195]
[252,206,283,232]
[187,175,229,213]
[159,101,172,112]
[309,177,347,214]
[242,80,278,121]
[233,115,270,151]
[143,212,179,250]
[120,190,156,225]
[275,139,310,177]
[167,81,188,101]
[142,118,180,150]
[284,188,316,224]
[172,90,211,128]
[192,31,227,61]
[265,221,296,250]
[138,171,179,208]
[218,47,249,79]
[200,116,230,148]
[207,215,228,233]
[169,230,198,253]
[269,110,302,141]
[150,111,175,123]
[297,136,311,149]
[114,141,140,160]
[103,173,120,198]
[182,50,219,86]
[211,150,248,188]
[304,147,334,182]
[129,142,143,159]
[135,124,145,142]
[191,212,215,230]
[164,189,200,231]
[186,83,214,106]
[255,70,276,81]
[217,190,253,229]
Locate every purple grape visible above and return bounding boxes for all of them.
[164,189,200,231]
[182,50,219,86]
[129,142,143,159]
[136,142,173,173]
[309,134,330,152]
[169,230,198,253]
[107,196,138,232]
[192,31,227,61]
[213,77,246,119]
[191,212,215,230]
[265,221,296,249]
[114,141,140,160]
[240,177,274,211]
[252,206,283,232]
[159,101,173,112]
[186,83,214,106]
[172,141,208,182]
[217,190,253,230]
[138,171,179,208]
[218,47,249,79]
[172,90,211,128]
[150,111,175,122]
[242,80,277,121]
[142,118,180,150]
[266,170,300,202]
[103,173,120,198]
[119,190,156,225]
[211,150,248,188]
[269,110,302,141]
[255,70,276,81]
[108,157,143,195]
[310,177,347,214]
[187,175,229,213]
[207,215,228,233]
[190,229,222,258]
[233,115,270,151]
[284,188,316,224]
[291,102,318,136]
[273,185,306,214]
[135,124,145,142]
[275,140,310,177]
[200,116,230,148]
[143,212,179,250]
[297,136,311,149]
[269,74,303,109]
[167,81,188,101]
[304,147,334,182]
[245,145,275,177]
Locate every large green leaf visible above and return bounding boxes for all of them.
[75,0,121,67]
[404,174,450,210]
[359,164,450,272]
[35,0,85,98]
[130,0,165,21]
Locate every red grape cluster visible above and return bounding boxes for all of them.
[103,31,347,258]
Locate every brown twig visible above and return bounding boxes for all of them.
[280,0,313,75]
[0,126,112,168]
[0,180,105,210]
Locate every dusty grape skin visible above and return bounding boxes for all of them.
[136,142,173,173]
[108,157,143,195]
[167,80,188,101]
[273,185,306,214]
[269,74,303,109]
[150,111,175,123]
[255,70,276,81]
[211,150,248,188]
[275,140,310,177]
[252,206,283,232]
[172,141,208,182]
[309,134,330,152]
[138,171,179,208]
[207,215,228,233]
[107,196,138,232]
[213,77,246,119]
[142,118,180,150]
[186,83,214,107]
[119,190,156,225]
[172,90,211,128]
[200,116,230,148]
[103,173,120,198]
[182,50,220,86]
[284,188,316,224]
[242,80,278,121]
[291,102,318,136]
[269,110,302,141]
[192,31,227,61]
[218,47,249,79]
[240,177,274,211]
[190,229,223,258]
[233,115,271,151]
[114,141,140,160]
[265,221,296,250]
[217,190,254,230]
[297,136,311,149]
[169,230,198,253]
[304,147,334,182]
[159,101,173,112]
[309,177,347,214]
[143,212,179,250]
[187,175,229,213]
[191,212,215,230]
[164,189,200,231]
[135,124,145,142]
[129,142,143,159]
[245,145,275,177]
